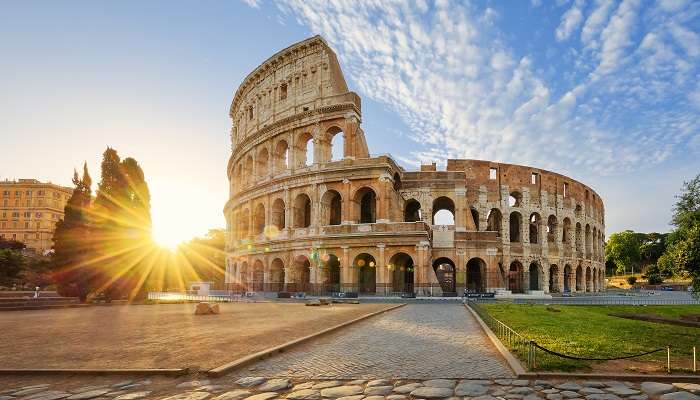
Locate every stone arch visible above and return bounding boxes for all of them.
[239,208,250,238]
[389,252,414,293]
[585,266,592,292]
[466,257,486,293]
[353,187,377,223]
[509,191,522,207]
[549,264,560,293]
[593,226,598,259]
[576,222,583,252]
[529,262,541,291]
[293,193,312,228]
[585,224,591,257]
[256,147,269,179]
[575,204,583,218]
[244,155,254,185]
[487,208,503,237]
[291,254,311,292]
[564,264,573,292]
[271,198,285,231]
[547,215,558,243]
[508,260,524,293]
[592,268,598,291]
[354,253,377,293]
[562,217,572,244]
[529,213,541,244]
[320,189,342,225]
[251,259,264,291]
[470,207,480,230]
[393,173,402,191]
[576,265,583,291]
[297,131,314,167]
[327,126,344,162]
[432,196,455,225]
[320,253,341,292]
[274,139,289,173]
[404,199,422,222]
[253,203,265,235]
[509,211,522,242]
[269,258,285,292]
[432,257,456,294]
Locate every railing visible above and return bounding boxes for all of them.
[513,295,700,305]
[148,292,233,303]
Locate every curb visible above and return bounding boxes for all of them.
[464,303,525,376]
[207,303,406,377]
[0,368,187,376]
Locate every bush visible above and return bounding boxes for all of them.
[627,276,637,286]
[647,274,663,285]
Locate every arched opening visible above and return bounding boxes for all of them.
[239,208,250,238]
[292,255,311,293]
[269,258,285,292]
[487,208,503,237]
[576,222,583,252]
[592,269,598,291]
[509,191,522,207]
[432,196,455,225]
[271,198,285,231]
[253,203,265,235]
[508,261,524,293]
[586,267,592,292]
[470,207,480,230]
[244,155,254,186]
[547,215,558,243]
[593,227,598,259]
[466,258,486,293]
[321,253,340,293]
[354,253,376,293]
[509,211,522,242]
[274,140,289,173]
[297,132,314,167]
[562,218,572,244]
[432,257,456,294]
[549,264,560,293]
[576,265,583,291]
[321,190,342,225]
[389,252,414,294]
[328,127,344,161]
[239,262,249,290]
[393,173,402,191]
[529,213,540,244]
[404,199,422,222]
[585,224,591,257]
[564,264,572,292]
[293,194,311,228]
[354,187,377,223]
[575,204,583,218]
[251,260,264,292]
[256,147,269,179]
[529,262,540,291]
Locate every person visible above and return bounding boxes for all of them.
[33,286,40,298]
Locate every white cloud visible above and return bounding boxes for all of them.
[241,0,261,8]
[594,0,640,76]
[580,0,614,49]
[556,0,586,41]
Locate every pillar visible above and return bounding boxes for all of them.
[376,244,386,295]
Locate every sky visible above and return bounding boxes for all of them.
[1,0,699,246]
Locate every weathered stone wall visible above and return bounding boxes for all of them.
[224,36,606,296]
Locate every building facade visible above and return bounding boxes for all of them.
[0,179,73,254]
[223,36,606,296]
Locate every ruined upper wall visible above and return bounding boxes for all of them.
[229,35,357,149]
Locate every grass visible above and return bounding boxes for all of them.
[479,303,700,372]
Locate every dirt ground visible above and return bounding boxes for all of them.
[0,302,393,370]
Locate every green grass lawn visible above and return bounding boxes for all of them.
[479,303,700,372]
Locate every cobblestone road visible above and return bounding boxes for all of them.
[238,304,514,379]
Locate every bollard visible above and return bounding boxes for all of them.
[694,346,696,373]
[667,346,671,373]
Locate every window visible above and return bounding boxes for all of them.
[248,106,253,120]
[24,212,30,218]
[563,182,569,197]
[2,190,8,196]
[12,212,19,218]
[280,84,287,100]
[24,222,29,229]
[531,172,538,185]
[26,190,31,196]
[489,167,497,180]
[15,191,20,196]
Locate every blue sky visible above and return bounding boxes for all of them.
[1,0,699,244]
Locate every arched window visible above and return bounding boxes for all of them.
[271,198,285,231]
[274,140,289,173]
[549,264,560,293]
[509,191,522,207]
[585,224,591,257]
[321,190,342,225]
[509,211,522,242]
[470,207,479,230]
[466,258,486,292]
[256,147,269,179]
[239,208,250,237]
[404,199,422,222]
[254,203,265,235]
[432,196,455,225]
[389,252,414,294]
[529,262,540,291]
[508,261,524,293]
[529,213,540,244]
[270,258,285,292]
[244,155,254,186]
[432,257,456,293]
[547,215,558,243]
[293,194,311,228]
[354,187,376,223]
[575,222,583,252]
[486,208,502,236]
[328,127,344,161]
[562,217,571,244]
[297,132,313,167]
[354,253,377,293]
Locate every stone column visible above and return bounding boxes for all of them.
[341,245,351,292]
[342,179,353,224]
[455,188,468,231]
[376,244,386,295]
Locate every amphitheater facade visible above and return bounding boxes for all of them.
[223,36,606,296]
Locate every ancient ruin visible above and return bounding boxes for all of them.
[224,36,605,296]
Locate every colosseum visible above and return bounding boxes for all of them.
[223,36,606,297]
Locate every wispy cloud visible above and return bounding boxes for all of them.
[246,0,700,178]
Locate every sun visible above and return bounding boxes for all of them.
[152,223,186,250]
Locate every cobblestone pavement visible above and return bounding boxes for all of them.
[2,376,699,400]
[236,304,513,379]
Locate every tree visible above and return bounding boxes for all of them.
[180,229,226,287]
[605,231,641,275]
[52,163,93,300]
[0,248,26,282]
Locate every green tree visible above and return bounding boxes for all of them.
[51,163,93,300]
[0,248,26,283]
[180,229,226,287]
[605,230,641,275]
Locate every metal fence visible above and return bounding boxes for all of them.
[148,292,234,302]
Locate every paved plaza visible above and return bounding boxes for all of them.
[236,304,513,379]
